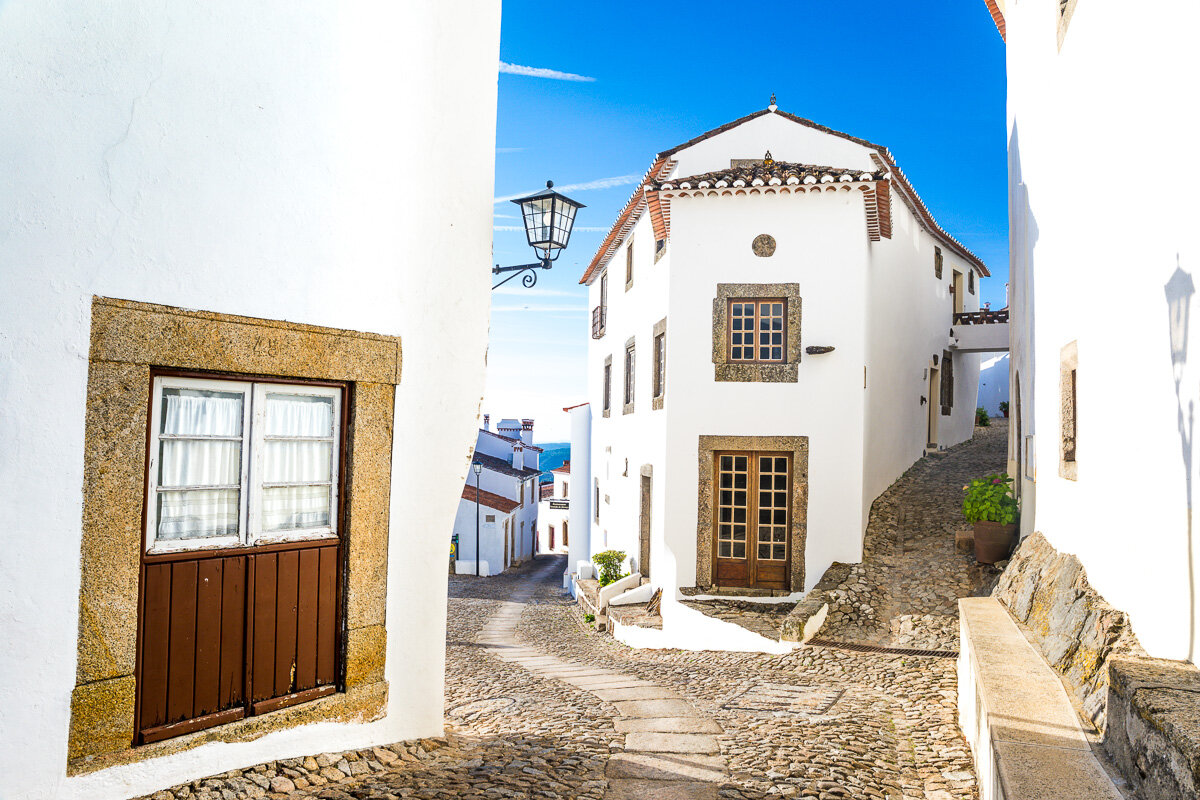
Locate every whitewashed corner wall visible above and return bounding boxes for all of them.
[1006,0,1199,661]
[0,1,501,798]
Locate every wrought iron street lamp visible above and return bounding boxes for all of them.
[492,181,586,290]
[472,461,483,576]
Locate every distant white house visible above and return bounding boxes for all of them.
[572,104,999,602]
[978,352,1010,417]
[538,460,572,554]
[452,417,542,576]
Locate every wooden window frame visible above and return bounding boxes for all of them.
[145,374,344,555]
[934,246,943,279]
[940,350,954,415]
[727,298,787,364]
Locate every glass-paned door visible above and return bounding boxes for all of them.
[713,451,790,590]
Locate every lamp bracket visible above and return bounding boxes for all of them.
[492,259,552,290]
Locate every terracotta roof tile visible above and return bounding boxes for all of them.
[653,162,884,190]
[540,483,554,501]
[462,484,519,514]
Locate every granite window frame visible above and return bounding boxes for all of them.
[935,246,943,280]
[1060,340,1078,480]
[602,356,612,418]
[695,434,809,592]
[712,283,801,383]
[69,297,397,773]
[623,337,636,414]
[652,317,667,411]
[624,239,634,291]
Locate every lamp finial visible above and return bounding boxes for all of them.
[763,150,774,167]
[546,180,554,189]
[768,93,777,111]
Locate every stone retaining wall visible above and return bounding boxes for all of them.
[991,532,1144,729]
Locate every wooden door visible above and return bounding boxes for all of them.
[713,452,790,591]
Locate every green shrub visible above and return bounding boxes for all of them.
[593,549,627,586]
[998,401,1010,415]
[963,473,1018,525]
[583,613,595,623]
[975,407,991,427]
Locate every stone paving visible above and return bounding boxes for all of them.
[811,422,1009,650]
[143,554,979,800]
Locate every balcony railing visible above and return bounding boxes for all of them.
[953,309,1009,325]
[591,305,606,339]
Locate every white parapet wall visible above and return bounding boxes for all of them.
[957,598,1122,800]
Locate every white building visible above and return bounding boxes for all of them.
[977,352,1010,417]
[538,460,573,555]
[452,418,542,576]
[574,105,995,600]
[0,3,499,799]
[999,0,1198,664]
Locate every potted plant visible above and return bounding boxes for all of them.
[999,400,1010,418]
[963,473,1019,564]
[975,407,991,427]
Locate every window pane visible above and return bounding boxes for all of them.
[161,388,243,436]
[774,474,787,490]
[771,347,783,360]
[732,542,745,559]
[157,489,239,540]
[759,543,770,559]
[263,485,332,532]
[264,393,334,437]
[720,455,733,469]
[262,441,333,483]
[772,304,783,316]
[775,457,787,472]
[159,439,241,487]
[733,525,746,541]
[774,544,786,560]
[719,542,731,557]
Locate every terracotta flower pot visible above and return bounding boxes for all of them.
[973,520,1018,564]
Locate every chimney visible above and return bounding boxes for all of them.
[512,444,524,471]
[483,414,490,431]
[520,418,535,446]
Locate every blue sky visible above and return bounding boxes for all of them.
[488,0,1008,442]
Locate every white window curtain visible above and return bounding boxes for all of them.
[259,393,335,535]
[155,387,246,541]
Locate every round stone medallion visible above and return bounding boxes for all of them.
[752,234,776,257]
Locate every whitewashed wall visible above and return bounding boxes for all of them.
[453,500,512,577]
[862,194,981,513]
[0,2,500,797]
[664,190,869,593]
[588,215,670,576]
[1006,0,1199,661]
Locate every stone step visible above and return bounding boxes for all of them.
[623,732,721,754]
[604,751,726,782]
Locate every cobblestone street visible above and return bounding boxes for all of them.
[142,427,1013,800]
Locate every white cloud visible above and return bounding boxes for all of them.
[572,226,612,232]
[496,147,525,153]
[499,61,596,82]
[494,173,640,204]
[493,213,517,219]
[493,225,525,232]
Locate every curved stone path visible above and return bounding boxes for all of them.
[478,557,728,799]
